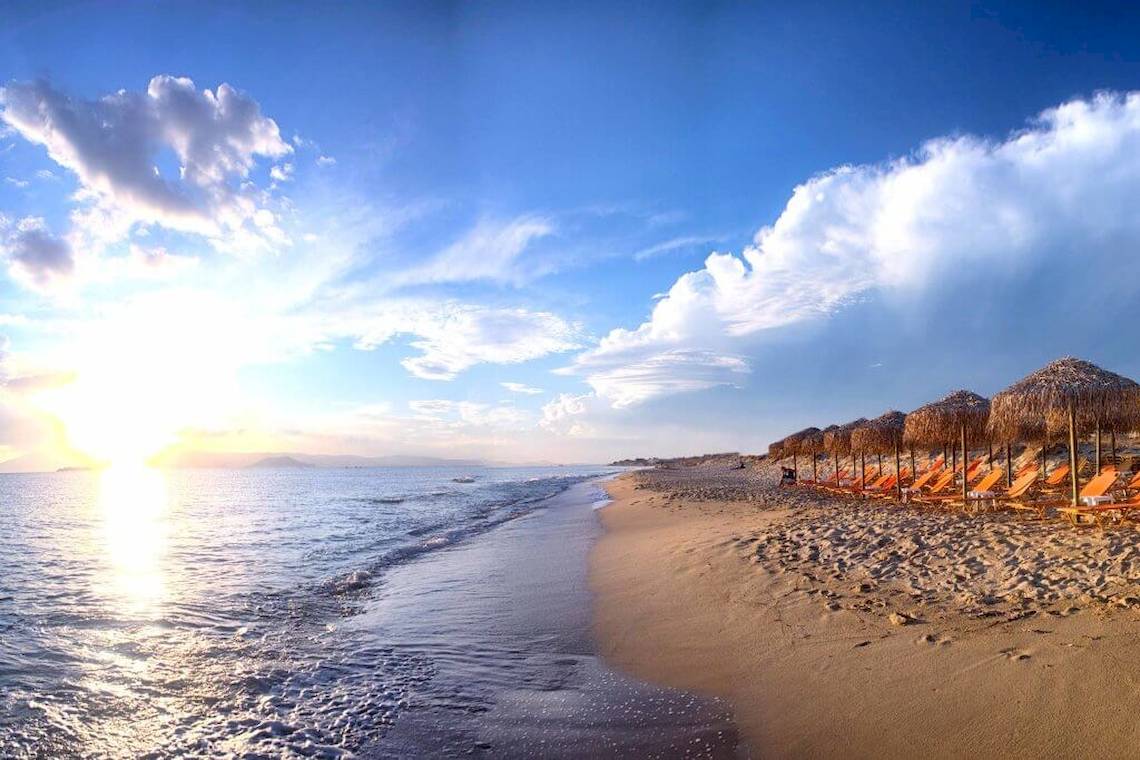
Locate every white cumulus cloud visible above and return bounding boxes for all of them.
[570,91,1140,406]
[0,75,291,251]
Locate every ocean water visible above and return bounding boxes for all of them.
[0,466,738,758]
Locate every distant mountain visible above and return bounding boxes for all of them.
[0,451,94,474]
[247,455,316,469]
[158,450,495,469]
[1,448,567,474]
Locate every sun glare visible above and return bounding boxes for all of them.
[33,296,242,468]
[97,463,169,614]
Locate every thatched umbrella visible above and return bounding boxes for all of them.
[781,427,820,480]
[853,410,907,500]
[904,390,990,504]
[800,425,835,482]
[989,357,1140,506]
[824,418,867,486]
[768,440,785,463]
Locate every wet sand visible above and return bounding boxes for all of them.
[357,479,740,758]
[591,465,1140,759]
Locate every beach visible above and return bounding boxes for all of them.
[591,462,1140,759]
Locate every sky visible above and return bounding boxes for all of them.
[5,2,1140,468]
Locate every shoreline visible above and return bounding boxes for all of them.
[590,467,1140,758]
[363,476,740,757]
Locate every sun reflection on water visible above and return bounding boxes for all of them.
[98,464,169,616]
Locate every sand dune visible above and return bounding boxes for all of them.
[591,465,1140,759]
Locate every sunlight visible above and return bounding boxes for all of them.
[32,293,244,468]
[97,464,169,615]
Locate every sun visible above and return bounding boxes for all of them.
[33,296,240,468]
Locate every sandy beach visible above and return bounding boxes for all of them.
[591,461,1140,759]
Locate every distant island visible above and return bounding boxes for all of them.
[246,456,316,469]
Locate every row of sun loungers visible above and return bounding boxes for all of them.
[791,457,1140,527]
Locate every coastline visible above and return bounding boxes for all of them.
[359,476,740,757]
[591,468,1140,759]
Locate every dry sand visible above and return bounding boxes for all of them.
[591,464,1140,759]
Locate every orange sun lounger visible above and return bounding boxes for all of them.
[1010,470,1120,520]
[921,468,1005,508]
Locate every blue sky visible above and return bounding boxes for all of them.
[5,2,1140,467]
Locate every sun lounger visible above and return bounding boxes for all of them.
[997,469,1038,501]
[921,469,1006,509]
[1043,465,1070,487]
[1009,470,1119,520]
[960,469,1006,512]
[908,470,957,503]
[862,474,899,498]
[1057,494,1140,527]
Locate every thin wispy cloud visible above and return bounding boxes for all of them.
[501,381,543,395]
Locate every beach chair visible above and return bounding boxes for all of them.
[905,467,941,493]
[1043,465,1070,487]
[960,469,1007,512]
[908,470,956,504]
[862,474,899,499]
[921,469,1005,509]
[1010,471,1120,521]
[994,469,1039,504]
[1122,470,1140,494]
[831,467,883,496]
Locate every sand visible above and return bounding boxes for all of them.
[591,464,1140,759]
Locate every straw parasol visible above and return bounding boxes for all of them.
[781,426,820,480]
[903,390,990,503]
[824,418,867,486]
[767,440,785,462]
[852,410,907,499]
[989,357,1140,506]
[800,425,836,482]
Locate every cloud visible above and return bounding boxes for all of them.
[316,155,336,167]
[501,381,543,395]
[568,91,1140,406]
[4,177,28,189]
[269,162,294,184]
[633,234,722,262]
[357,304,582,380]
[540,391,601,437]
[2,217,74,287]
[409,399,530,429]
[0,75,290,248]
[394,215,555,286]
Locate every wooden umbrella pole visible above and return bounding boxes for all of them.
[961,424,969,504]
[1041,435,1048,480]
[877,452,882,473]
[1005,443,1013,487]
[952,443,957,474]
[1068,402,1080,507]
[988,441,993,464]
[792,450,798,480]
[860,452,865,489]
[834,452,840,486]
[909,447,915,481]
[1112,428,1117,465]
[894,438,902,501]
[1094,420,1101,473]
[812,451,817,482]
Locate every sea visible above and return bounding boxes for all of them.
[0,466,739,758]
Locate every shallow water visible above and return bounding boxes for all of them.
[0,466,738,757]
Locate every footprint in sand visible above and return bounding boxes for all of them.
[918,632,954,647]
[999,647,1032,661]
